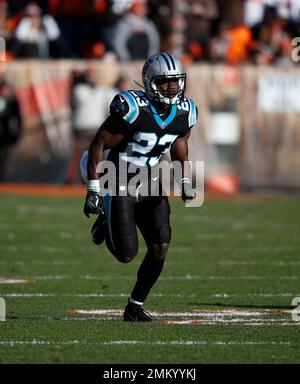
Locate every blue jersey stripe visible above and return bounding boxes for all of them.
[149,103,177,129]
[122,91,139,124]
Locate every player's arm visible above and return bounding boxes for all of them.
[170,131,195,202]
[84,117,124,218]
[87,117,124,181]
[84,93,129,218]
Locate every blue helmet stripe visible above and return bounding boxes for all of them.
[159,53,171,71]
[167,53,176,70]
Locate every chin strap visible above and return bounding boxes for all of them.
[158,93,179,105]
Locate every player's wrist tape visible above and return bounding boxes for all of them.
[87,180,100,193]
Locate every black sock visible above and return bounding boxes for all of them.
[130,252,165,303]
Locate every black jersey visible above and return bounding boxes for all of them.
[105,90,198,168]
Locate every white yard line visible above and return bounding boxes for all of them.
[34,275,69,280]
[214,293,298,298]
[0,246,74,254]
[168,246,298,253]
[0,274,297,282]
[218,260,300,266]
[160,275,298,281]
[0,260,81,266]
[0,340,292,347]
[162,259,300,266]
[160,319,298,326]
[0,293,192,298]
[1,292,297,298]
[0,258,299,267]
[17,205,78,214]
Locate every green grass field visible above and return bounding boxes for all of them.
[0,193,300,364]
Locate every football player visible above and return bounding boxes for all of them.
[83,52,198,321]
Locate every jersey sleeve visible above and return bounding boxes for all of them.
[187,98,198,128]
[109,93,129,120]
[105,91,141,135]
[177,98,198,138]
[109,91,140,124]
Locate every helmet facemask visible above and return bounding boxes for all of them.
[151,74,186,105]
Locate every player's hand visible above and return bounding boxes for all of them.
[83,191,104,218]
[181,178,196,203]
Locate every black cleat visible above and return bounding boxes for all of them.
[91,212,106,245]
[123,302,153,322]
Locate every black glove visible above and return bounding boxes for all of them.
[181,178,196,203]
[83,191,104,218]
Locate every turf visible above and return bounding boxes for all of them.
[0,193,299,364]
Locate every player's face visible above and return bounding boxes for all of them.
[155,78,180,98]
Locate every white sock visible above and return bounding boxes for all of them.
[129,298,143,306]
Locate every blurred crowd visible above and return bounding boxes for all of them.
[0,0,299,65]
